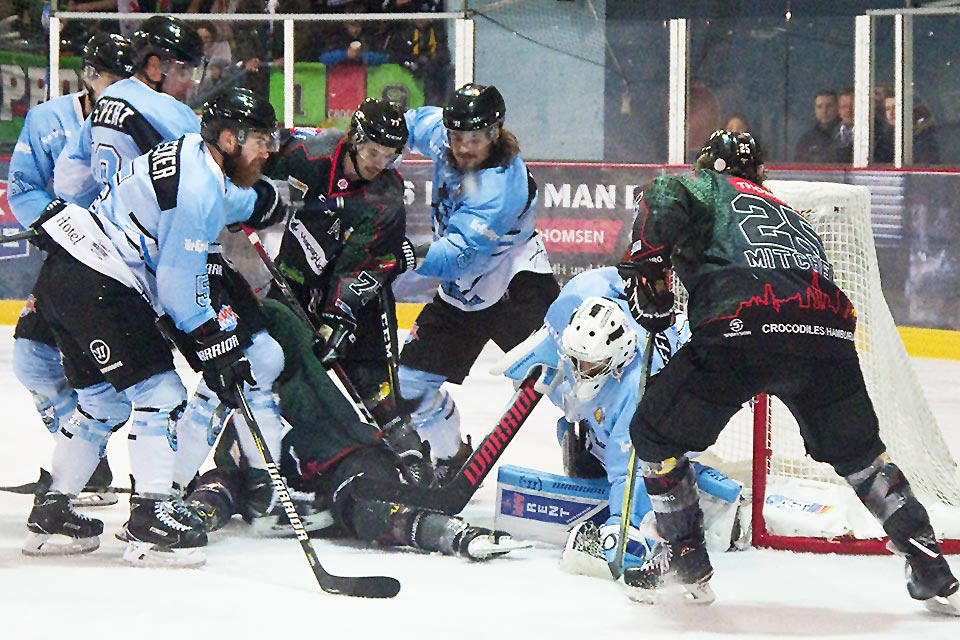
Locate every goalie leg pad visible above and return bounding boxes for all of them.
[13,338,78,434]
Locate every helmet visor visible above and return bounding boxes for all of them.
[159,58,206,85]
[238,128,281,154]
[356,139,402,170]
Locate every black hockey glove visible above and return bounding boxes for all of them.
[313,313,357,366]
[28,198,68,252]
[189,320,256,409]
[617,257,675,334]
[398,237,418,273]
[246,178,287,230]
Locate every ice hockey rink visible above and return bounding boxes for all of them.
[0,334,957,640]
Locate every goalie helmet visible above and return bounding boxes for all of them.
[561,297,639,401]
[443,83,505,132]
[131,15,204,68]
[82,33,134,78]
[695,129,765,184]
[351,98,409,151]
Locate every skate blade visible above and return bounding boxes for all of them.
[122,541,206,568]
[924,592,960,617]
[72,492,119,508]
[467,537,533,561]
[22,532,100,556]
[249,510,334,538]
[623,578,716,606]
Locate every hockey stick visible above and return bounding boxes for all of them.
[238,225,424,485]
[0,228,38,244]
[611,334,656,579]
[233,383,401,599]
[348,373,543,514]
[0,480,132,495]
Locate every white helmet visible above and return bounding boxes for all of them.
[561,297,639,401]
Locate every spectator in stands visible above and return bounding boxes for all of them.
[795,89,842,163]
[196,19,233,93]
[318,17,389,67]
[835,87,855,163]
[873,85,895,163]
[880,97,941,165]
[388,17,451,105]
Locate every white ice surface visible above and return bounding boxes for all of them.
[0,334,958,640]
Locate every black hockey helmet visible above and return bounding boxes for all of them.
[82,33,134,78]
[695,129,765,184]
[351,98,409,150]
[201,88,279,146]
[443,83,505,132]
[130,16,204,69]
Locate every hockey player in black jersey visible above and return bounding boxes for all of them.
[618,129,959,614]
[263,98,430,478]
[185,299,528,561]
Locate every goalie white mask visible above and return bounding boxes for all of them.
[561,297,639,402]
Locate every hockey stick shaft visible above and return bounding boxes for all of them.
[611,334,656,579]
[349,374,543,514]
[233,383,400,598]
[0,228,38,244]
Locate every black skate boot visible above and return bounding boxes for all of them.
[623,536,715,605]
[239,468,334,537]
[187,477,238,534]
[21,492,103,556]
[122,495,207,568]
[383,417,435,486]
[409,512,530,561]
[434,436,472,487]
[23,490,103,556]
[73,456,118,508]
[888,533,960,616]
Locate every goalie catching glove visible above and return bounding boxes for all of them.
[313,313,357,365]
[617,252,675,333]
[189,319,256,408]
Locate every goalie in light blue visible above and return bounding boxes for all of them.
[494,266,741,575]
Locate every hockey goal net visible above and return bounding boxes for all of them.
[685,180,960,554]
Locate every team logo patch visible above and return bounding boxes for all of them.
[594,408,604,423]
[89,339,111,365]
[730,318,743,333]
[337,178,349,190]
[216,305,240,331]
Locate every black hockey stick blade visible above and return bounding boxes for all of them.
[350,374,543,514]
[233,384,400,599]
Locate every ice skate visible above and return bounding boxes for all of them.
[248,488,335,538]
[73,457,119,508]
[434,436,472,487]
[623,538,715,606]
[23,491,103,556]
[121,496,207,568]
[453,525,531,561]
[559,520,614,579]
[887,537,960,616]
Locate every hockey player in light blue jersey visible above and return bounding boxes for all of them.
[54,15,207,207]
[23,88,286,568]
[8,33,133,505]
[398,83,560,481]
[494,267,743,581]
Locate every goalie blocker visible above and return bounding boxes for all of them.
[495,463,746,576]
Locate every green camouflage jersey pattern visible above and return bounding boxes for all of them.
[630,169,857,356]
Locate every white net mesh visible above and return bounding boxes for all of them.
[680,180,960,540]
